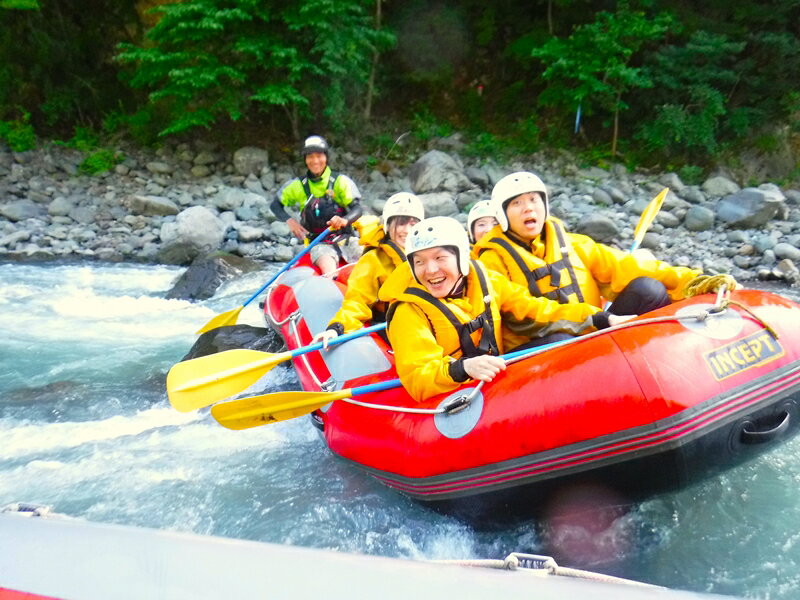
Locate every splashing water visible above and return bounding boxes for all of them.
[2,261,800,598]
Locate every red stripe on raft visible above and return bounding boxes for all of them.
[371,369,800,496]
[0,589,60,600]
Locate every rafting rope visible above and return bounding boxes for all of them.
[682,274,738,299]
[683,275,779,339]
[335,289,778,416]
[433,552,661,588]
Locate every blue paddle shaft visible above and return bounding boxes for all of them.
[241,227,332,308]
[351,379,403,397]
[289,323,387,358]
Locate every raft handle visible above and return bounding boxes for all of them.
[740,410,790,445]
[443,395,472,415]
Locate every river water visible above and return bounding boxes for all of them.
[2,260,799,598]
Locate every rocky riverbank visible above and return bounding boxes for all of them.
[1,140,799,285]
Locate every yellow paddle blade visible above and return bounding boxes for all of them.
[210,389,353,430]
[195,306,244,335]
[166,348,291,412]
[633,187,669,244]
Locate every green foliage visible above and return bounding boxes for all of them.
[634,31,744,158]
[117,0,395,137]
[531,4,672,141]
[1,1,140,134]
[0,0,39,8]
[677,165,704,186]
[0,111,36,151]
[79,148,123,175]
[411,107,453,142]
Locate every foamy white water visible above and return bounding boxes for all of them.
[2,261,800,599]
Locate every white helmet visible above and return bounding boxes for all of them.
[466,200,498,243]
[302,135,329,156]
[405,216,470,281]
[490,171,549,231]
[381,192,425,233]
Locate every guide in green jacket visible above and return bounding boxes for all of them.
[271,135,362,274]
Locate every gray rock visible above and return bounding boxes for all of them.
[576,166,611,180]
[213,187,247,211]
[775,258,800,283]
[727,231,750,243]
[659,173,685,193]
[68,205,97,225]
[716,188,784,228]
[753,234,776,253]
[784,190,800,205]
[181,324,281,361]
[656,212,681,228]
[601,186,627,204]
[166,253,263,301]
[464,166,490,189]
[773,242,800,262]
[0,230,31,247]
[408,150,475,194]
[418,191,459,217]
[575,214,618,242]
[592,188,613,206]
[679,186,706,204]
[191,165,211,178]
[128,194,180,217]
[269,221,291,240]
[683,206,715,232]
[47,197,75,217]
[237,225,265,242]
[146,161,173,175]
[0,199,42,222]
[158,206,227,265]
[233,146,270,176]
[194,151,217,166]
[272,244,294,262]
[702,175,740,197]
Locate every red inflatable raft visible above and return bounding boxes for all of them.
[263,262,800,515]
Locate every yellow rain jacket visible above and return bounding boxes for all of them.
[327,217,407,333]
[379,260,599,402]
[473,219,700,309]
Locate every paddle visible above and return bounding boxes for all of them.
[631,187,668,253]
[211,379,402,430]
[209,336,582,430]
[167,322,387,412]
[603,187,668,309]
[195,227,333,334]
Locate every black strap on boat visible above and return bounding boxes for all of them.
[395,261,498,358]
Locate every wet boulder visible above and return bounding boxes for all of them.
[181,324,282,361]
[165,252,263,301]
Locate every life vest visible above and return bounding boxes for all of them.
[362,239,406,323]
[387,260,500,359]
[300,170,348,234]
[478,220,589,305]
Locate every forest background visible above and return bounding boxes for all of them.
[1,0,799,184]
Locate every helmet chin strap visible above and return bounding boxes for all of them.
[446,275,466,298]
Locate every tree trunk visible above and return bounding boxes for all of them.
[364,0,383,120]
[611,91,621,157]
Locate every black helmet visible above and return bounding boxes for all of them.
[302,135,329,156]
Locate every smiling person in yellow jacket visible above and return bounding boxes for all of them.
[380,217,630,402]
[313,192,425,348]
[473,171,708,348]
